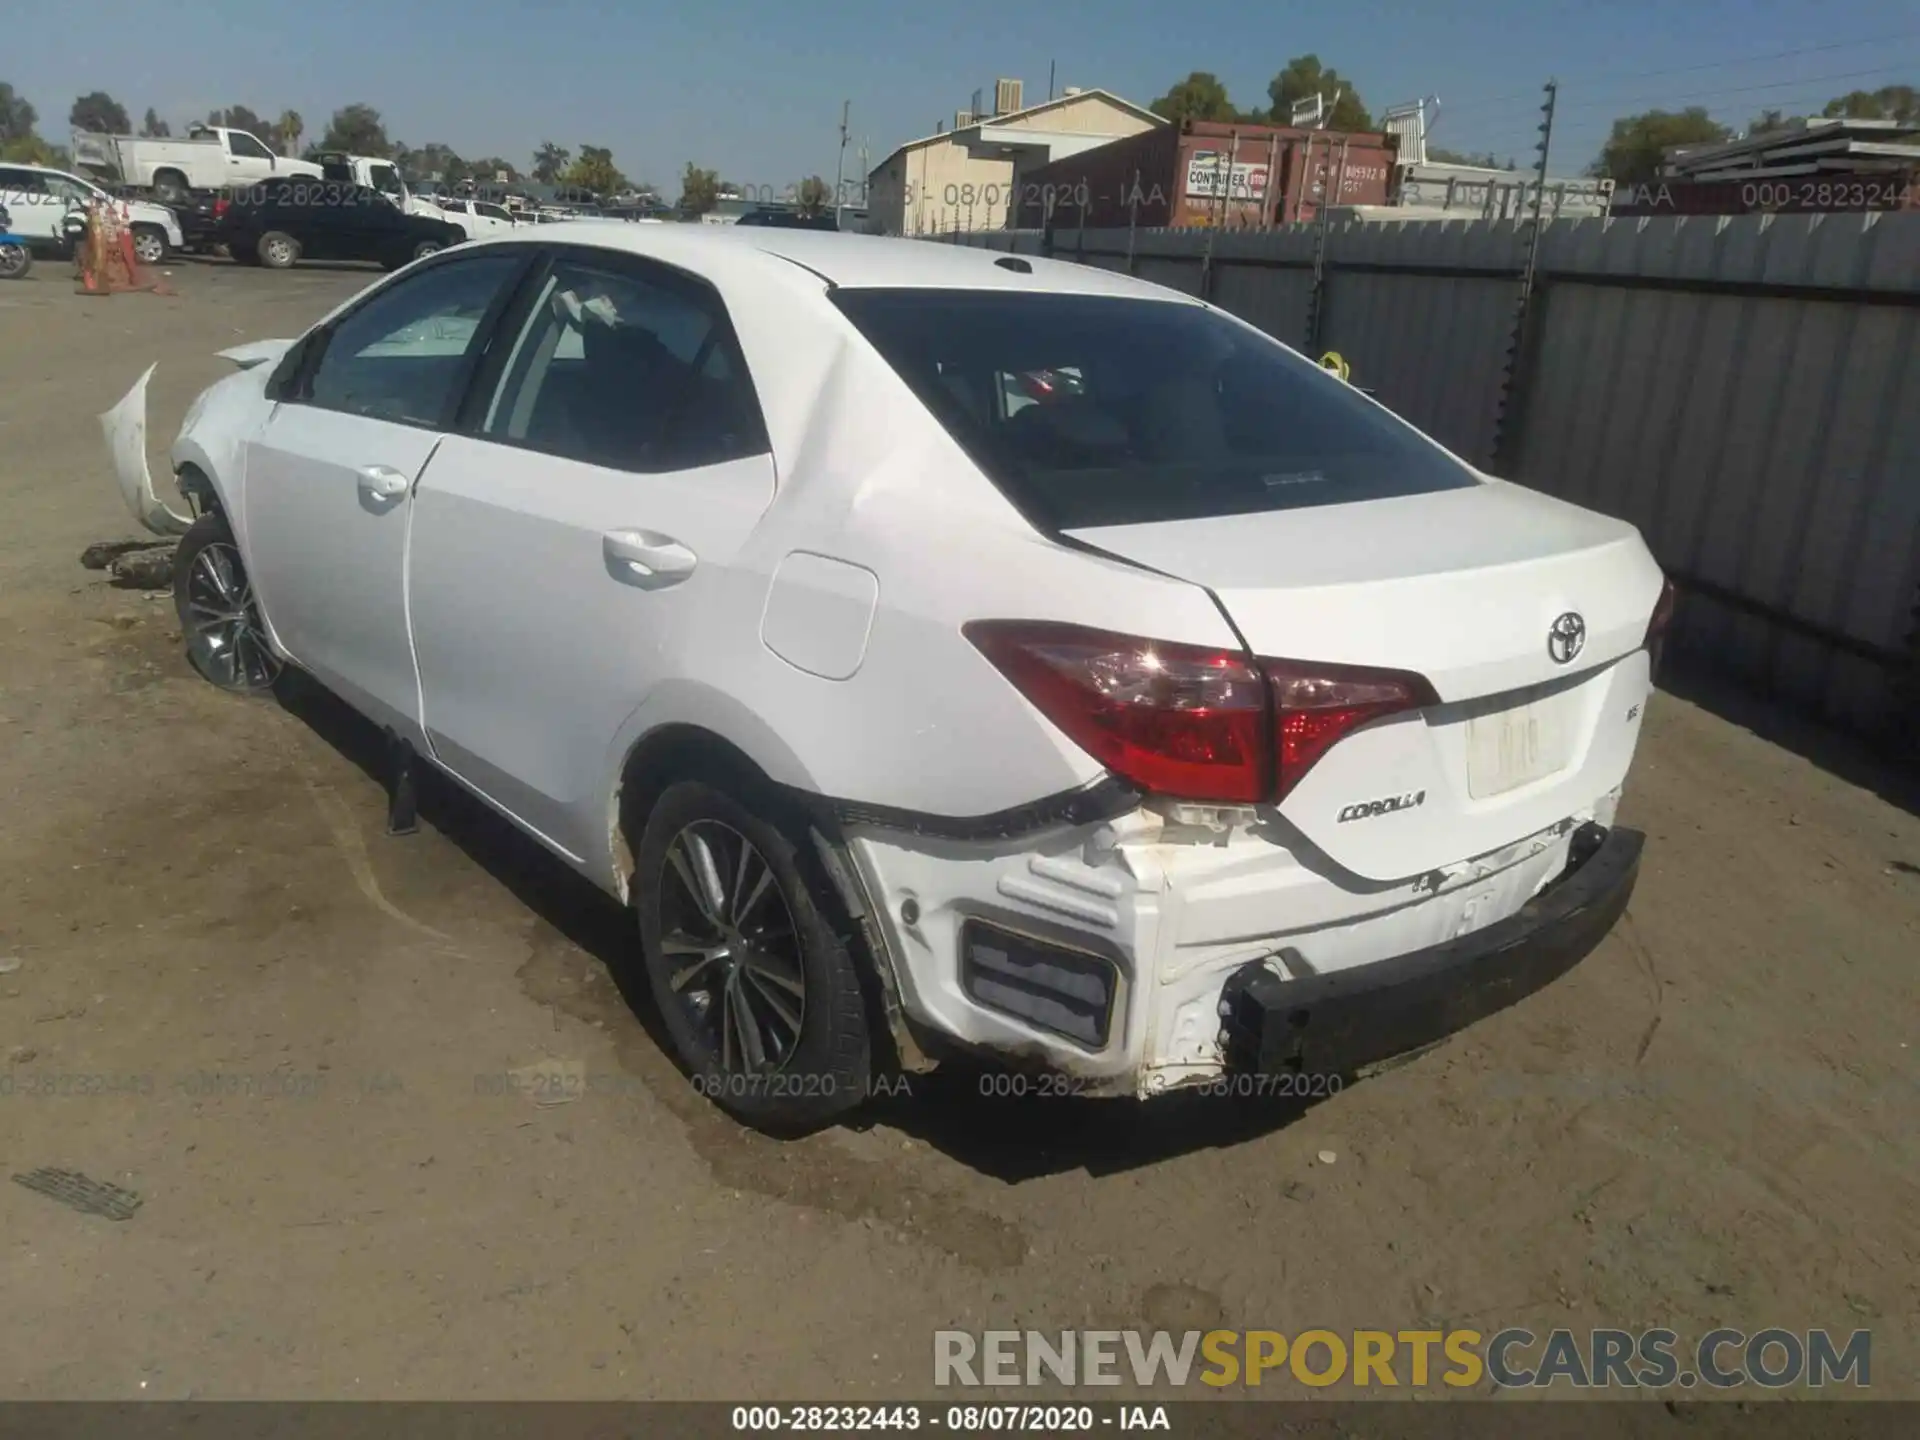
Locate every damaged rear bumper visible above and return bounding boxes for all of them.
[844,793,1635,1098]
[1217,823,1643,1079]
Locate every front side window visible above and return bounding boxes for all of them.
[227,131,273,161]
[43,173,98,205]
[832,289,1479,530]
[480,257,767,472]
[475,203,511,222]
[304,254,523,426]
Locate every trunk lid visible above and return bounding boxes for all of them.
[1065,479,1664,881]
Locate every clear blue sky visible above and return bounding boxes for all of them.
[11,0,1918,185]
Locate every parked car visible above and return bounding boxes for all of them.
[218,179,466,270]
[110,226,1668,1132]
[0,162,184,263]
[0,203,31,278]
[70,124,320,202]
[431,197,519,238]
[167,191,227,255]
[735,207,838,230]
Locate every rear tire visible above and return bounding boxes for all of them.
[152,171,189,204]
[0,241,29,280]
[635,780,873,1132]
[257,230,299,269]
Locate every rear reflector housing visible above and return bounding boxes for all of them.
[959,921,1117,1050]
[1645,574,1677,679]
[965,620,1437,805]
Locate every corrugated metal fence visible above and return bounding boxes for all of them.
[938,214,1920,747]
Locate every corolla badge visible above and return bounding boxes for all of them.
[1547,612,1587,665]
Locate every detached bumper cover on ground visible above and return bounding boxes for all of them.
[1221,823,1644,1078]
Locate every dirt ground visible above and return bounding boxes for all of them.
[1,256,1916,1404]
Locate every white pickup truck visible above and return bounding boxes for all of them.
[70,124,321,200]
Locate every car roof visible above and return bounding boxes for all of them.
[464,221,1194,301]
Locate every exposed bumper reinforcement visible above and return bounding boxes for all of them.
[1219,823,1644,1078]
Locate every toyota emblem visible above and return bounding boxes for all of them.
[1547,612,1587,665]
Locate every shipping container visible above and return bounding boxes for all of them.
[1609,173,1919,216]
[1012,120,1398,230]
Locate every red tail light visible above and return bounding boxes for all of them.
[213,197,229,219]
[965,622,1437,805]
[1645,574,1677,677]
[965,622,1269,802]
[1264,658,1439,800]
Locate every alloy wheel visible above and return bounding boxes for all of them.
[264,236,294,266]
[132,230,165,265]
[656,820,806,1076]
[182,541,281,690]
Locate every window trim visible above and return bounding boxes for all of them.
[281,246,543,433]
[450,241,772,473]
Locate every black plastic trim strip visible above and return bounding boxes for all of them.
[780,775,1141,842]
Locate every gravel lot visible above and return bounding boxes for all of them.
[2,256,1917,1403]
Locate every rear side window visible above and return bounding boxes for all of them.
[831,289,1479,530]
[479,256,768,472]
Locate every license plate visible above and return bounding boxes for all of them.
[1466,698,1572,799]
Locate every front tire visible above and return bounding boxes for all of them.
[635,780,873,1131]
[172,511,282,694]
[131,225,168,265]
[257,230,299,269]
[0,241,29,280]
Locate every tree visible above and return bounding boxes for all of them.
[562,144,624,195]
[794,175,833,215]
[1822,85,1919,123]
[1149,72,1240,125]
[1267,55,1372,131]
[403,141,468,182]
[1591,107,1730,184]
[140,107,171,138]
[0,82,36,145]
[275,109,303,155]
[469,156,518,184]
[1428,146,1509,168]
[207,104,270,140]
[70,91,130,134]
[1743,108,1792,137]
[0,133,62,165]
[318,103,393,157]
[531,141,571,185]
[679,162,720,215]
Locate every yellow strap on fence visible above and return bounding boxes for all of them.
[1319,351,1351,382]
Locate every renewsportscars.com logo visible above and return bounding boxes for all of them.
[934,1328,1871,1391]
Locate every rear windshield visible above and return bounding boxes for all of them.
[831,289,1479,530]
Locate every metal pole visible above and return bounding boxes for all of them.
[1306,137,1347,351]
[1048,60,1056,102]
[833,100,849,228]
[1264,130,1280,228]
[1492,78,1558,472]
[1126,168,1140,274]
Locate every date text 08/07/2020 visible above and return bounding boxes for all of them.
[730,1405,1169,1431]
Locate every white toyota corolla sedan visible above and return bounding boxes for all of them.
[119,223,1672,1129]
